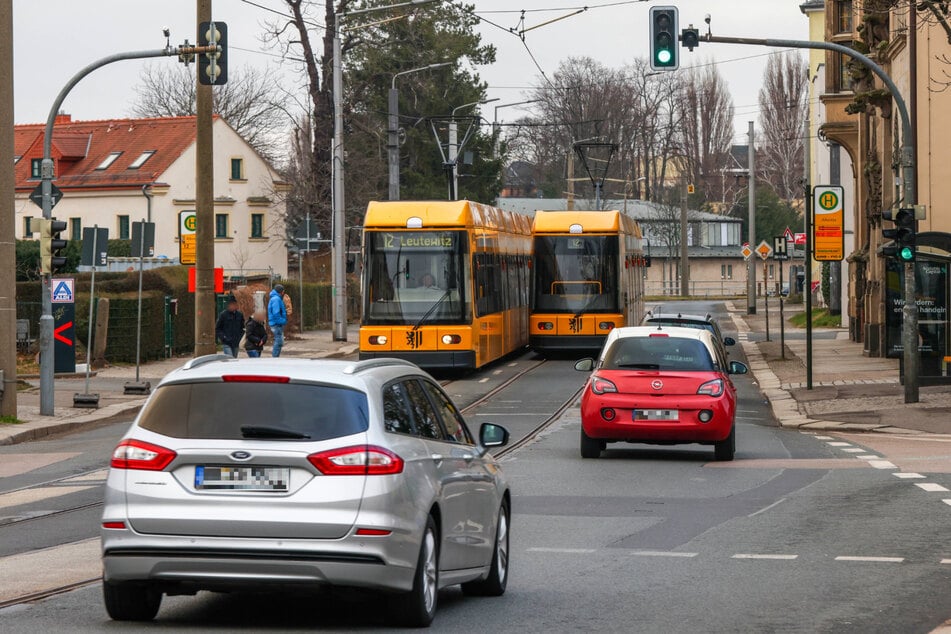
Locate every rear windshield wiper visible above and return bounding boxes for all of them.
[240,425,311,440]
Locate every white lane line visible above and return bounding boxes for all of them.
[841,448,867,453]
[915,483,950,492]
[869,460,898,470]
[826,442,853,447]
[737,409,760,413]
[732,554,798,560]
[943,500,951,507]
[493,370,503,375]
[893,472,926,479]
[527,547,596,554]
[630,551,698,558]
[507,362,518,367]
[814,435,834,440]
[835,556,904,563]
[0,485,96,509]
[856,455,882,460]
[478,378,490,383]
[749,497,787,518]
[942,559,951,565]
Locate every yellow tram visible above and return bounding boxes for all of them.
[360,200,532,369]
[529,209,647,355]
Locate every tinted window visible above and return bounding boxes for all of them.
[421,381,473,445]
[403,380,445,440]
[646,318,715,335]
[383,382,416,435]
[602,337,714,371]
[138,382,368,440]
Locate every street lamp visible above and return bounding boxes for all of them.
[447,98,499,200]
[388,62,451,201]
[332,0,439,341]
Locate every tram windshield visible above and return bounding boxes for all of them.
[363,231,470,324]
[533,235,619,313]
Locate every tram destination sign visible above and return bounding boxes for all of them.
[813,185,845,261]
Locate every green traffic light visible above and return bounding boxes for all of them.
[657,49,672,64]
[899,246,915,261]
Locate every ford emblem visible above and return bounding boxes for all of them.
[230,451,252,461]
[651,379,663,390]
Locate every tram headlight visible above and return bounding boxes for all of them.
[598,321,615,331]
[369,335,388,345]
[538,322,554,331]
[441,334,461,345]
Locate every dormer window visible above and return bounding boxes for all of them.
[128,150,155,169]
[96,151,122,170]
[30,158,41,179]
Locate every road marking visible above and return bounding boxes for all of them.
[478,378,490,383]
[0,538,100,604]
[630,551,698,558]
[507,362,518,367]
[737,409,760,413]
[856,455,882,460]
[527,547,595,554]
[0,453,82,479]
[943,499,951,507]
[835,556,904,563]
[841,448,867,453]
[749,497,787,517]
[869,460,897,470]
[826,442,853,447]
[732,554,798,560]
[893,472,926,479]
[814,435,834,440]
[0,485,96,510]
[942,559,951,565]
[915,483,950,492]
[493,370,503,375]
[61,469,109,483]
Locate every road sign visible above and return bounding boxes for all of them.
[794,232,806,246]
[179,211,197,265]
[29,183,63,209]
[132,221,156,257]
[50,278,74,303]
[80,227,109,267]
[783,227,794,241]
[741,243,753,260]
[813,185,845,261]
[773,236,790,260]
[756,240,773,261]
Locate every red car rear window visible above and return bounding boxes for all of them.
[602,337,714,371]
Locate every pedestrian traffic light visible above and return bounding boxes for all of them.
[882,207,916,262]
[650,6,679,71]
[198,21,227,86]
[39,218,68,274]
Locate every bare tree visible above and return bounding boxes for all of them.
[757,52,808,201]
[130,63,290,161]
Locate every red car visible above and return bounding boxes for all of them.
[574,326,748,461]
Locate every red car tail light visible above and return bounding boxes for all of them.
[601,407,616,421]
[356,528,392,536]
[222,375,290,383]
[102,521,127,530]
[697,379,724,397]
[111,439,177,471]
[308,445,404,476]
[590,376,618,395]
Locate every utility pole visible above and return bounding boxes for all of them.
[747,121,757,315]
[194,0,216,356]
[332,9,347,341]
[0,0,15,417]
[680,171,689,297]
[566,151,575,211]
[387,88,399,201]
[804,116,813,389]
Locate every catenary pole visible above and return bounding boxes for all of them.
[680,171,689,297]
[0,0,15,417]
[194,0,216,356]
[804,116,813,389]
[747,122,756,315]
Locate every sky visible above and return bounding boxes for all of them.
[12,0,811,146]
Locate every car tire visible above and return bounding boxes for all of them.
[462,502,509,597]
[391,515,439,628]
[102,580,162,622]
[714,425,736,461]
[580,429,602,459]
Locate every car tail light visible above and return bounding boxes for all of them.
[590,376,618,395]
[222,375,290,383]
[308,445,404,476]
[697,379,724,396]
[537,322,554,331]
[441,334,461,344]
[649,333,669,337]
[111,439,177,471]
[356,528,392,536]
[102,521,127,530]
[601,407,616,421]
[598,321,615,331]
[368,335,388,345]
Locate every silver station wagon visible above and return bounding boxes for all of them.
[101,356,512,627]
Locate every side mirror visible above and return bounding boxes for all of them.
[723,336,736,346]
[728,361,748,375]
[574,358,595,372]
[480,423,509,448]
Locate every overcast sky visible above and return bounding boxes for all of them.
[12,0,810,144]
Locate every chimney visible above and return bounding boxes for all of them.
[54,112,72,124]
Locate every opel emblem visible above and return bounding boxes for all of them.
[651,379,663,390]
[230,451,252,461]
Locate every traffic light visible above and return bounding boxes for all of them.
[650,6,679,71]
[882,207,916,262]
[39,218,68,274]
[198,21,227,86]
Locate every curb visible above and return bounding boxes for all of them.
[0,400,146,446]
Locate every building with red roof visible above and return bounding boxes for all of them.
[15,114,289,277]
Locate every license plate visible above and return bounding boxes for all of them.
[194,465,289,491]
[633,409,679,421]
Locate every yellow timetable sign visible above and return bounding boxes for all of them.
[179,211,197,265]
[813,185,844,261]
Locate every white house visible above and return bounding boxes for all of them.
[14,114,289,278]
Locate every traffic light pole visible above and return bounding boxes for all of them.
[36,42,215,415]
[695,32,918,402]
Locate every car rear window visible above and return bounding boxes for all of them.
[137,382,369,440]
[646,318,714,334]
[602,337,714,371]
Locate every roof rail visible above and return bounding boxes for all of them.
[182,354,235,370]
[343,358,418,375]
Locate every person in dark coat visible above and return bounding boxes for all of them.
[244,309,268,358]
[215,294,244,358]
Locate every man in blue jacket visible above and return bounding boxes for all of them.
[268,284,288,357]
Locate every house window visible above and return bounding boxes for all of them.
[96,152,122,170]
[836,52,854,93]
[251,213,264,238]
[727,264,733,280]
[230,158,244,180]
[835,0,853,34]
[70,218,82,241]
[769,264,775,280]
[30,158,42,179]
[118,215,130,240]
[215,213,229,238]
[24,216,34,238]
[128,150,155,169]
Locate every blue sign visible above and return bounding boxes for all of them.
[51,278,74,303]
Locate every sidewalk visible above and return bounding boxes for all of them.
[728,302,951,435]
[1,325,361,446]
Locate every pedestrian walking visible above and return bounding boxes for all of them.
[215,294,244,358]
[268,284,288,357]
[244,309,268,358]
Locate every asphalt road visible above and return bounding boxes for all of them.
[2,300,951,632]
